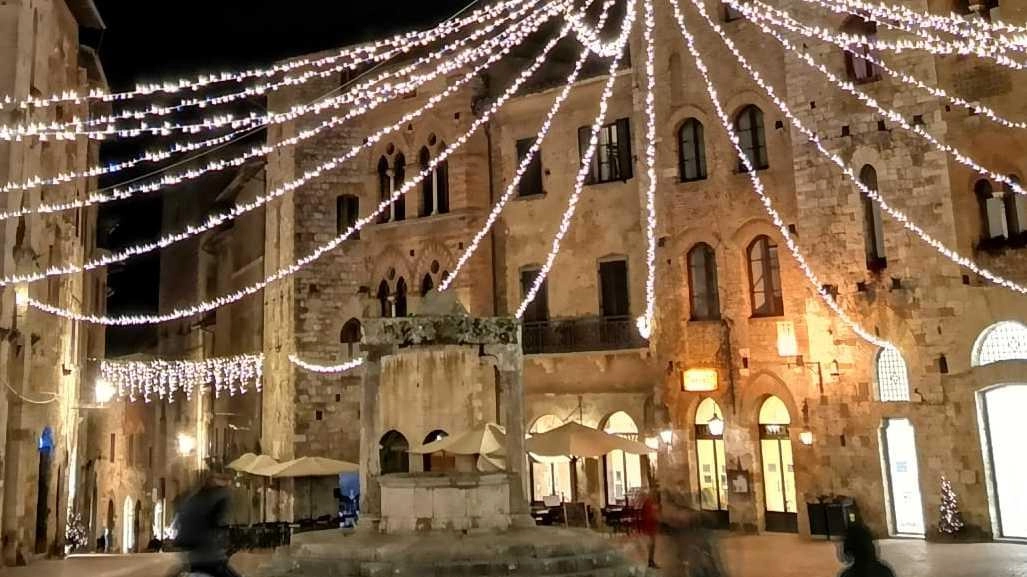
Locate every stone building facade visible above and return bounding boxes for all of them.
[0,0,107,563]
[113,0,1027,544]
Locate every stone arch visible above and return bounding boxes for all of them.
[740,370,801,428]
[379,430,409,475]
[369,245,414,287]
[972,321,1027,367]
[411,240,455,281]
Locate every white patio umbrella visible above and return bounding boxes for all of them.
[525,421,654,458]
[408,422,507,457]
[226,452,258,472]
[268,456,359,478]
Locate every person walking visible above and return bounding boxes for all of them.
[639,488,661,569]
[175,471,240,577]
[838,523,896,577]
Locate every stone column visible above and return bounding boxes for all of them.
[490,344,529,519]
[357,344,392,531]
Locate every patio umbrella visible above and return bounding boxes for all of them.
[408,422,507,457]
[268,456,359,478]
[243,455,282,477]
[525,421,654,458]
[226,452,258,472]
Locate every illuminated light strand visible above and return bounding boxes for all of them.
[517,0,638,319]
[734,2,1027,198]
[635,0,659,340]
[0,2,538,199]
[668,0,891,349]
[722,0,1027,71]
[0,0,533,111]
[0,2,561,225]
[28,6,584,326]
[288,355,366,374]
[100,354,264,403]
[795,0,1027,57]
[440,0,620,292]
[800,0,1027,39]
[744,3,1027,130]
[565,8,626,57]
[1,0,538,140]
[689,0,1027,296]
[0,4,569,288]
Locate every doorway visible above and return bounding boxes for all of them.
[979,384,1027,539]
[881,418,925,535]
[695,398,728,528]
[759,396,797,533]
[122,497,135,553]
[35,427,55,554]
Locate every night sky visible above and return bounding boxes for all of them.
[94,0,470,355]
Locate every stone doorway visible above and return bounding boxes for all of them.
[979,383,1027,540]
[881,418,925,536]
[758,397,797,533]
[35,427,55,554]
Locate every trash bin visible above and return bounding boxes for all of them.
[807,496,858,540]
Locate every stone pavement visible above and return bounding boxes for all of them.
[633,533,1027,577]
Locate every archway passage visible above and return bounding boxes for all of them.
[122,496,136,553]
[379,430,409,475]
[980,384,1027,539]
[35,427,55,554]
[881,418,925,536]
[603,411,643,506]
[421,430,452,472]
[695,398,728,528]
[759,396,797,533]
[105,499,115,552]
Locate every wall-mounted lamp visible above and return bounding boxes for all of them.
[707,412,725,437]
[176,433,197,457]
[799,430,814,446]
[94,378,116,405]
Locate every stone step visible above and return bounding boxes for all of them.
[263,552,639,577]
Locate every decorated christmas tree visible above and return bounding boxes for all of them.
[938,475,965,535]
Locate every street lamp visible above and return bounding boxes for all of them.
[94,378,116,405]
[177,433,197,457]
[707,411,725,437]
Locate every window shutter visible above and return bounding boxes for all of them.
[578,126,593,183]
[616,118,633,180]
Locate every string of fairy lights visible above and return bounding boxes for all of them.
[6,0,1025,391]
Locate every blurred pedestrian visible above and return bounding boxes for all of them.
[176,471,240,577]
[639,487,661,569]
[838,522,895,577]
[663,507,726,577]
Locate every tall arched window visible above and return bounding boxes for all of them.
[377,281,392,318]
[395,277,408,317]
[377,156,391,224]
[1003,176,1026,237]
[678,118,707,182]
[842,16,881,83]
[860,165,887,270]
[379,430,409,474]
[876,346,911,402]
[393,153,406,221]
[695,398,728,517]
[340,318,361,359]
[972,321,1027,366]
[336,194,360,238]
[747,235,783,317]
[603,411,643,506]
[419,147,434,217]
[421,273,435,297]
[687,243,720,320]
[977,179,1008,240]
[735,105,768,171]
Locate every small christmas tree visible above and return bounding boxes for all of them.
[938,475,965,535]
[65,513,88,554]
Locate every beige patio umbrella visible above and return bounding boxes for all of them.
[408,422,507,457]
[268,456,359,478]
[525,421,654,458]
[243,454,282,476]
[226,452,258,472]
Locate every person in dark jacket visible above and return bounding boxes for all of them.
[176,471,240,577]
[838,522,896,577]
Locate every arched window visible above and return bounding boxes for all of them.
[377,156,391,224]
[1003,176,1026,237]
[379,430,409,474]
[687,243,720,320]
[395,277,408,317]
[956,0,1000,21]
[977,179,1008,240]
[860,165,887,270]
[678,118,707,182]
[735,105,768,171]
[340,318,361,359]
[972,321,1027,366]
[876,346,911,402]
[758,395,796,529]
[336,194,359,238]
[421,430,451,472]
[747,235,783,317]
[393,153,406,221]
[421,273,435,297]
[603,411,643,506]
[377,281,392,318]
[529,415,573,503]
[419,147,434,217]
[842,16,881,83]
[436,147,450,215]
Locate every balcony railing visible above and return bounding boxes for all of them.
[522,315,648,355]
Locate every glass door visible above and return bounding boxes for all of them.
[882,418,925,535]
